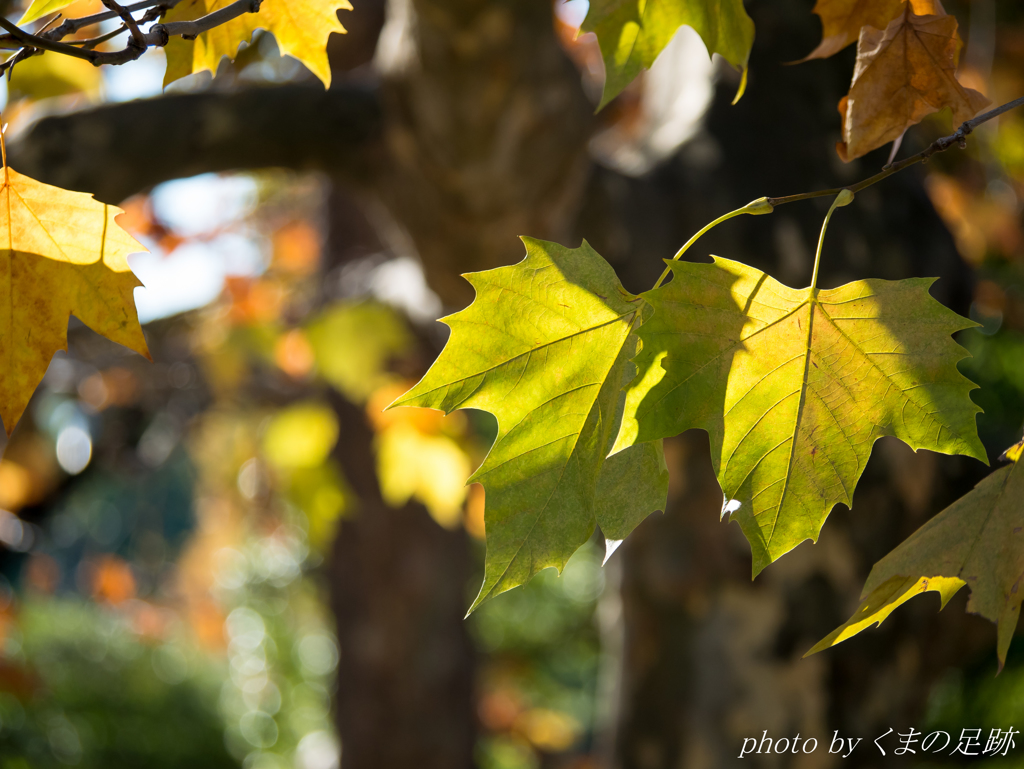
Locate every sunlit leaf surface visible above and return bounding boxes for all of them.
[616,256,986,574]
[0,166,149,435]
[162,0,349,88]
[391,238,667,611]
[581,0,754,108]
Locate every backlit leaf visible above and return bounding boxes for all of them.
[614,256,986,575]
[0,166,149,436]
[596,438,669,563]
[797,0,941,62]
[162,0,349,88]
[809,438,1024,668]
[390,238,667,611]
[581,0,754,109]
[837,4,989,161]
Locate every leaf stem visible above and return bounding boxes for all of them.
[652,197,774,289]
[810,190,854,293]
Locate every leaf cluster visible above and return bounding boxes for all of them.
[581,0,989,162]
[0,0,1020,673]
[393,179,1022,667]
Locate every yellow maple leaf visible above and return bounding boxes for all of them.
[162,0,349,88]
[0,149,149,436]
[798,0,942,61]
[836,4,989,161]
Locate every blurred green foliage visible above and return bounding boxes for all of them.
[0,599,236,769]
[471,541,605,768]
[962,327,1024,454]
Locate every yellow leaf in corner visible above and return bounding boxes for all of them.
[0,166,150,436]
[162,0,350,88]
[17,0,76,25]
[836,4,989,161]
[798,0,943,62]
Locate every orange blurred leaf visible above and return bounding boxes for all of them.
[225,277,284,325]
[0,461,35,512]
[367,382,445,434]
[274,329,316,379]
[78,367,141,411]
[479,687,523,731]
[90,555,137,605]
[128,601,172,641]
[925,173,1024,263]
[24,553,60,594]
[273,220,321,275]
[187,599,227,650]
[837,5,989,161]
[464,483,486,540]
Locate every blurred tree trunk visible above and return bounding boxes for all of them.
[328,388,477,769]
[370,0,594,306]
[324,0,594,763]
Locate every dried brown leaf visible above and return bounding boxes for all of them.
[837,5,989,161]
[799,0,943,61]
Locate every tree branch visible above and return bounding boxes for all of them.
[7,85,383,203]
[46,0,174,38]
[100,0,147,47]
[159,0,261,39]
[0,0,263,70]
[0,16,101,62]
[767,94,1024,207]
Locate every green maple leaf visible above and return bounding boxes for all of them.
[614,256,986,575]
[808,439,1024,668]
[390,238,668,612]
[581,0,755,109]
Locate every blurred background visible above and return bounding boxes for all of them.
[0,0,1022,767]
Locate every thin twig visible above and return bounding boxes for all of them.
[101,0,146,47]
[45,0,178,39]
[1,48,40,80]
[158,0,262,40]
[0,16,100,61]
[68,24,129,49]
[0,0,262,67]
[767,94,1024,207]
